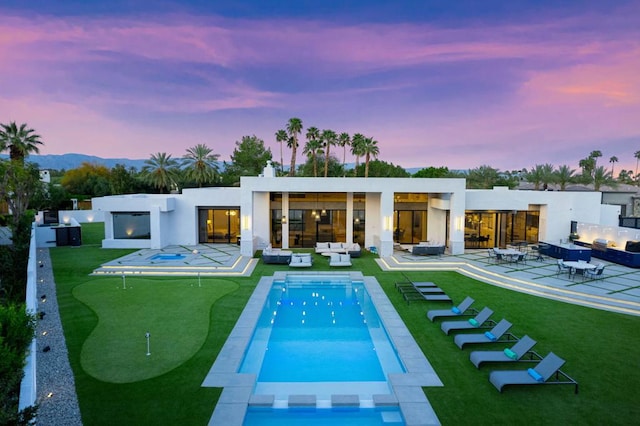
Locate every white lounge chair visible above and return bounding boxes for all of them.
[289,253,313,268]
[328,253,351,267]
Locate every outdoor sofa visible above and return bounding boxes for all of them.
[261,245,292,264]
[289,253,313,268]
[411,242,445,256]
[315,242,362,257]
[328,253,352,267]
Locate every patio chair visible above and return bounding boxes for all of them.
[489,351,578,393]
[395,281,437,292]
[534,243,549,261]
[427,296,476,321]
[556,259,573,278]
[470,335,538,368]
[487,248,496,263]
[584,264,605,280]
[441,307,494,335]
[453,319,513,349]
[515,252,527,264]
[289,253,313,268]
[328,253,352,267]
[401,284,451,303]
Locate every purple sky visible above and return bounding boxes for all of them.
[1,1,639,173]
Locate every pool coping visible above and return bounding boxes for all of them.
[202,271,442,426]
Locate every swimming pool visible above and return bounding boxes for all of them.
[203,271,443,425]
[243,406,404,425]
[149,253,186,261]
[239,275,404,397]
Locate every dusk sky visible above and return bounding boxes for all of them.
[1,0,639,173]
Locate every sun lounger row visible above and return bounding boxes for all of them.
[394,280,452,303]
[426,297,579,393]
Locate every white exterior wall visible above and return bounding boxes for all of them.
[176,187,242,246]
[91,176,611,258]
[57,210,105,224]
[465,188,602,243]
[577,221,640,248]
[599,204,622,226]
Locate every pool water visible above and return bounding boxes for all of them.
[243,407,404,426]
[149,253,186,261]
[239,275,404,386]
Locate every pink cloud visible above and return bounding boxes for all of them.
[0,6,638,173]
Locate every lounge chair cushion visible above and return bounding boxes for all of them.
[340,254,350,262]
[504,348,518,360]
[330,253,340,263]
[291,256,301,264]
[451,306,461,314]
[527,368,544,382]
[484,331,497,341]
[317,242,329,250]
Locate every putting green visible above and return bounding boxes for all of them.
[74,277,238,383]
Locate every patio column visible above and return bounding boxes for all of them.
[379,190,394,257]
[346,192,353,244]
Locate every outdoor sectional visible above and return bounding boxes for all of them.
[261,246,292,264]
[411,243,445,256]
[315,242,362,257]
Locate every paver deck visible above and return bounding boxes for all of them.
[378,248,640,316]
[91,244,258,276]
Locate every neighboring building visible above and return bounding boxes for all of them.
[92,162,610,257]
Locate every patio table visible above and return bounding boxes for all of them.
[494,248,523,262]
[562,261,596,277]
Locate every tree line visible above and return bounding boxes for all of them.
[5,119,639,210]
[0,121,40,424]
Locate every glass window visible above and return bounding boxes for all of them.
[198,208,240,243]
[113,212,150,239]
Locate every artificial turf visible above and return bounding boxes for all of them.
[51,223,640,425]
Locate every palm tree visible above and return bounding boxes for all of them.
[303,127,322,177]
[609,156,618,178]
[593,166,615,191]
[618,169,635,185]
[362,137,380,178]
[350,133,366,176]
[465,165,501,189]
[634,150,640,185]
[275,129,288,176]
[525,165,545,190]
[554,165,576,190]
[589,150,602,168]
[286,117,303,176]
[540,163,555,189]
[338,132,350,177]
[321,129,337,177]
[182,144,219,187]
[142,152,180,193]
[0,121,43,164]
[578,156,596,183]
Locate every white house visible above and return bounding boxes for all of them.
[92,162,611,257]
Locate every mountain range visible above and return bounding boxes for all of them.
[1,153,148,171]
[1,153,425,174]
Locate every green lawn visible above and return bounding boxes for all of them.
[52,223,640,425]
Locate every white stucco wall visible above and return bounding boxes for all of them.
[465,188,602,244]
[91,178,610,258]
[577,222,640,249]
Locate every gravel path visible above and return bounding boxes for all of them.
[35,248,83,426]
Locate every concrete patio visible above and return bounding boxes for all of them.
[378,248,640,317]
